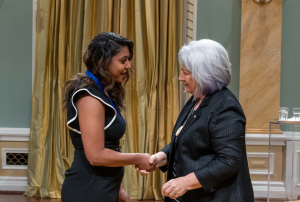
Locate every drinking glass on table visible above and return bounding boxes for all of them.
[293,108,300,120]
[279,107,289,121]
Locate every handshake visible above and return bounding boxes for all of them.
[134,153,163,176]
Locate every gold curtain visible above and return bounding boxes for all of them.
[25,0,182,199]
[119,0,183,200]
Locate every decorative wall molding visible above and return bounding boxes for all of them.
[246,128,283,134]
[285,141,300,199]
[2,148,28,170]
[296,150,300,187]
[246,133,286,146]
[32,0,37,88]
[192,0,197,40]
[185,0,197,43]
[0,176,27,191]
[252,181,285,199]
[284,131,300,141]
[0,128,30,141]
[247,152,274,175]
[246,132,300,145]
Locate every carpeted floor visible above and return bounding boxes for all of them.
[0,194,163,202]
[0,194,297,202]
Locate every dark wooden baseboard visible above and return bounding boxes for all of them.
[0,191,24,195]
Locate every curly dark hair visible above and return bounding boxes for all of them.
[63,32,134,111]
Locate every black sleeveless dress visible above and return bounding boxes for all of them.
[61,87,126,202]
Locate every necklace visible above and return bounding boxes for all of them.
[175,99,200,137]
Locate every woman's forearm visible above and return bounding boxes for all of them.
[88,148,142,167]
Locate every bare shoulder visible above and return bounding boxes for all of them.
[76,91,105,114]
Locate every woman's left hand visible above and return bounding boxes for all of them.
[162,177,189,199]
[119,185,131,202]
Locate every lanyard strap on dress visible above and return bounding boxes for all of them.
[85,70,126,128]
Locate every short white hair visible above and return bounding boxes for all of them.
[178,39,232,98]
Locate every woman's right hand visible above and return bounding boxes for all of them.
[135,153,153,172]
[137,152,168,176]
[136,155,158,176]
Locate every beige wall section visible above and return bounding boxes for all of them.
[0,141,28,177]
[239,0,282,134]
[247,145,284,182]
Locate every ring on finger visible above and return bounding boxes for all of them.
[170,192,176,196]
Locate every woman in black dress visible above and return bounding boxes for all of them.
[61,32,153,202]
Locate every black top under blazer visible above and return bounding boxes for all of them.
[160,87,254,202]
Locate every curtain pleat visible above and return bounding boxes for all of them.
[25,0,182,199]
[120,0,183,200]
